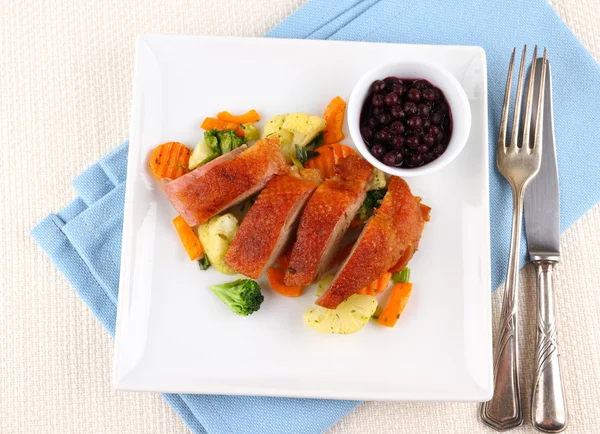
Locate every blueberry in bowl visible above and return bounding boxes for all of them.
[347,61,471,177]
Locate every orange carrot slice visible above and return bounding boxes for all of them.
[366,280,378,295]
[378,282,413,327]
[276,251,291,269]
[217,110,260,124]
[267,266,303,297]
[360,272,392,296]
[149,142,192,180]
[200,117,245,136]
[373,272,392,295]
[304,143,356,179]
[323,96,346,144]
[172,215,204,261]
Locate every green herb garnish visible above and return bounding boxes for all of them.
[198,256,211,270]
[357,188,387,221]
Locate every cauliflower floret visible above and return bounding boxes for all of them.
[281,113,326,147]
[367,168,387,191]
[263,114,293,147]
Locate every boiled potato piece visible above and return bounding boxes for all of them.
[281,113,326,147]
[196,214,239,274]
[315,274,334,297]
[304,294,377,334]
[189,140,216,170]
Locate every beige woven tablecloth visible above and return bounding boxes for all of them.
[1,1,600,433]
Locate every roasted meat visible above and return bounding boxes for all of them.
[284,154,373,286]
[316,176,425,309]
[225,173,320,279]
[162,137,287,226]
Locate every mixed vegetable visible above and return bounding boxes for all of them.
[197,214,239,275]
[148,100,422,331]
[209,279,264,316]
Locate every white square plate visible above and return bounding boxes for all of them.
[114,35,493,401]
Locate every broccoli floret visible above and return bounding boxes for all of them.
[204,130,221,153]
[203,129,246,155]
[209,279,264,316]
[217,129,245,153]
[357,188,387,221]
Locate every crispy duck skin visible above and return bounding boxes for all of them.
[284,154,373,286]
[162,137,287,226]
[316,176,425,309]
[225,173,320,278]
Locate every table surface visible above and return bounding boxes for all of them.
[1,1,599,433]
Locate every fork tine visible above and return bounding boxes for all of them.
[522,45,538,150]
[498,49,516,154]
[510,46,527,149]
[533,48,548,154]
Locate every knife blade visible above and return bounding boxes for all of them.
[525,58,560,261]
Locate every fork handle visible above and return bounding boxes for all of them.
[481,186,524,430]
[531,260,568,432]
[481,310,523,430]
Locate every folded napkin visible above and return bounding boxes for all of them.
[32,0,600,433]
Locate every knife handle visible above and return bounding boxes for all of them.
[531,260,568,432]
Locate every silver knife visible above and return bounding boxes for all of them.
[524,58,568,433]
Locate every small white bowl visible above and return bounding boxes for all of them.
[347,61,471,177]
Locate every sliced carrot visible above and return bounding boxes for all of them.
[366,280,378,295]
[360,272,393,296]
[267,266,303,297]
[276,251,291,269]
[378,282,413,327]
[304,143,356,179]
[200,117,245,136]
[389,246,414,273]
[172,215,204,261]
[323,96,346,144]
[217,110,260,124]
[373,272,392,295]
[149,142,192,180]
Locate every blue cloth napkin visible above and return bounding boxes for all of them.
[31,0,600,433]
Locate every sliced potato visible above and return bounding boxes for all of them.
[196,214,239,274]
[189,140,216,170]
[304,294,377,334]
[315,274,334,297]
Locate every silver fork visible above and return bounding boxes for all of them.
[480,46,548,431]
